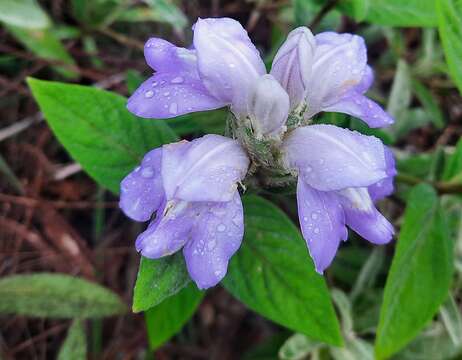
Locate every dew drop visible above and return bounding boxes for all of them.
[144,90,154,98]
[141,166,154,178]
[217,224,226,232]
[314,227,320,234]
[171,76,184,84]
[163,91,170,96]
[311,212,318,220]
[169,102,178,114]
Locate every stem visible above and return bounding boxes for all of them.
[396,173,462,194]
[309,0,340,29]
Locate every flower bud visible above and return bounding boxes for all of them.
[247,75,290,139]
[270,27,316,111]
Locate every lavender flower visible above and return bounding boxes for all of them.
[281,125,396,273]
[271,28,394,128]
[127,17,266,119]
[120,134,249,289]
[124,17,396,280]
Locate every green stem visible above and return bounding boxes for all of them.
[396,173,462,194]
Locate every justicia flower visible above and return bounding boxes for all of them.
[281,125,396,273]
[271,27,394,128]
[124,16,396,281]
[120,135,249,289]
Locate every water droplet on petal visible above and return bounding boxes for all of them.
[169,102,178,114]
[311,212,318,220]
[217,224,226,232]
[171,76,184,84]
[314,227,320,234]
[145,90,154,98]
[141,166,154,178]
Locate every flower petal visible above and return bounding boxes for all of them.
[369,147,396,201]
[270,27,316,110]
[161,135,249,202]
[135,200,194,258]
[247,74,289,138]
[282,124,390,191]
[322,93,394,128]
[144,38,197,73]
[127,73,225,119]
[183,193,244,289]
[297,179,347,274]
[119,148,164,222]
[305,32,367,118]
[193,17,266,116]
[338,187,394,244]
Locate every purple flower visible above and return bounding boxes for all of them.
[120,134,249,289]
[247,74,290,139]
[271,28,393,128]
[127,17,266,119]
[282,124,396,273]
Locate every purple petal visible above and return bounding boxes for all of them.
[161,135,249,202]
[322,93,394,128]
[127,73,225,119]
[247,74,290,138]
[270,27,316,110]
[283,124,390,191]
[297,179,347,274]
[305,32,367,118]
[355,65,374,94]
[369,146,396,201]
[144,38,197,74]
[193,17,266,116]
[119,148,164,222]
[135,200,194,258]
[338,188,394,244]
[183,193,244,289]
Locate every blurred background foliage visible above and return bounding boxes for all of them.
[0,0,462,359]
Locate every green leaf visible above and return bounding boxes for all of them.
[132,253,191,312]
[279,334,322,360]
[440,294,462,348]
[144,0,187,32]
[145,283,203,349]
[223,195,342,346]
[27,78,177,194]
[339,0,437,27]
[57,320,87,360]
[0,0,50,29]
[411,79,445,129]
[7,26,76,78]
[331,338,374,360]
[375,184,454,359]
[0,273,127,318]
[387,59,412,138]
[443,138,462,183]
[437,0,462,94]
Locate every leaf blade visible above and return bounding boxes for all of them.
[375,184,454,359]
[223,195,342,346]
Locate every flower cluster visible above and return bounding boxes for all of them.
[121,17,396,288]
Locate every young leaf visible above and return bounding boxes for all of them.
[27,78,177,194]
[0,273,127,318]
[8,26,76,78]
[0,0,50,29]
[443,138,462,183]
[375,184,454,359]
[57,320,87,360]
[338,0,437,27]
[223,195,342,346]
[437,0,462,94]
[145,283,204,349]
[279,334,322,360]
[132,253,191,312]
